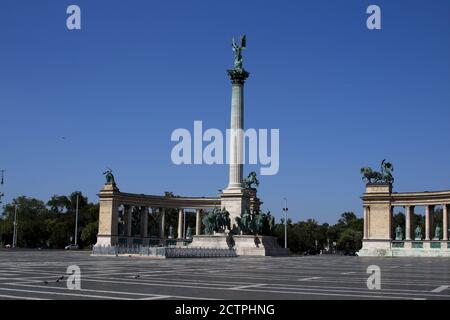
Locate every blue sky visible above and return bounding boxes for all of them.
[1,0,449,223]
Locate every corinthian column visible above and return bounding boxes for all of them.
[226,68,249,190]
[443,205,448,241]
[405,206,413,241]
[195,209,202,236]
[425,205,434,241]
[177,209,183,239]
[159,208,166,239]
[140,207,148,238]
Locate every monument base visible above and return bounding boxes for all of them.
[233,235,289,256]
[358,240,450,257]
[94,234,117,247]
[220,188,261,230]
[189,234,289,256]
[189,234,233,249]
[220,188,250,231]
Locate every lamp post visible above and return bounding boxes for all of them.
[12,204,18,248]
[74,194,79,246]
[0,211,4,244]
[282,197,288,249]
[0,170,5,245]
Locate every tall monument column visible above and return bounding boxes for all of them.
[226,68,249,190]
[220,35,253,229]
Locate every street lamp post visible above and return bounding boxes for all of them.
[74,194,79,246]
[12,204,18,248]
[0,190,4,244]
[0,170,5,245]
[282,197,288,249]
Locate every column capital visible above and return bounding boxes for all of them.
[227,68,250,85]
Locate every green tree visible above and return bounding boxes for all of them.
[3,196,49,248]
[81,221,98,247]
[337,229,363,251]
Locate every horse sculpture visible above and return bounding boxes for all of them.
[243,171,260,189]
[235,210,275,236]
[360,159,394,184]
[202,208,230,235]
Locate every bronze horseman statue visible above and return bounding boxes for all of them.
[360,159,394,185]
[243,171,259,189]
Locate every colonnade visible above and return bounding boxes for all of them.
[95,183,220,247]
[119,205,205,243]
[363,204,449,241]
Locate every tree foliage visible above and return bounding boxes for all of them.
[273,212,363,254]
[0,192,98,249]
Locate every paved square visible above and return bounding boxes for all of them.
[0,250,449,300]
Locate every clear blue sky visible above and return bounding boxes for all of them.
[1,0,449,223]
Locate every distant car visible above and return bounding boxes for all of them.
[4,244,11,249]
[344,250,357,256]
[303,249,318,256]
[64,244,79,250]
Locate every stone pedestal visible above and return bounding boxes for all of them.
[220,188,261,231]
[95,183,120,247]
[189,234,288,256]
[363,184,392,240]
[220,189,250,230]
[189,234,233,249]
[357,240,392,256]
[233,235,289,256]
[358,240,450,257]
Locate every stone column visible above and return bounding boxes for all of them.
[443,205,448,241]
[226,69,249,190]
[363,206,368,240]
[125,205,133,237]
[140,207,148,238]
[159,208,166,239]
[177,208,183,239]
[389,205,393,240]
[195,209,202,236]
[405,206,413,241]
[425,205,434,241]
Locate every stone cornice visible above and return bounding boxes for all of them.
[362,189,450,206]
[98,186,220,209]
